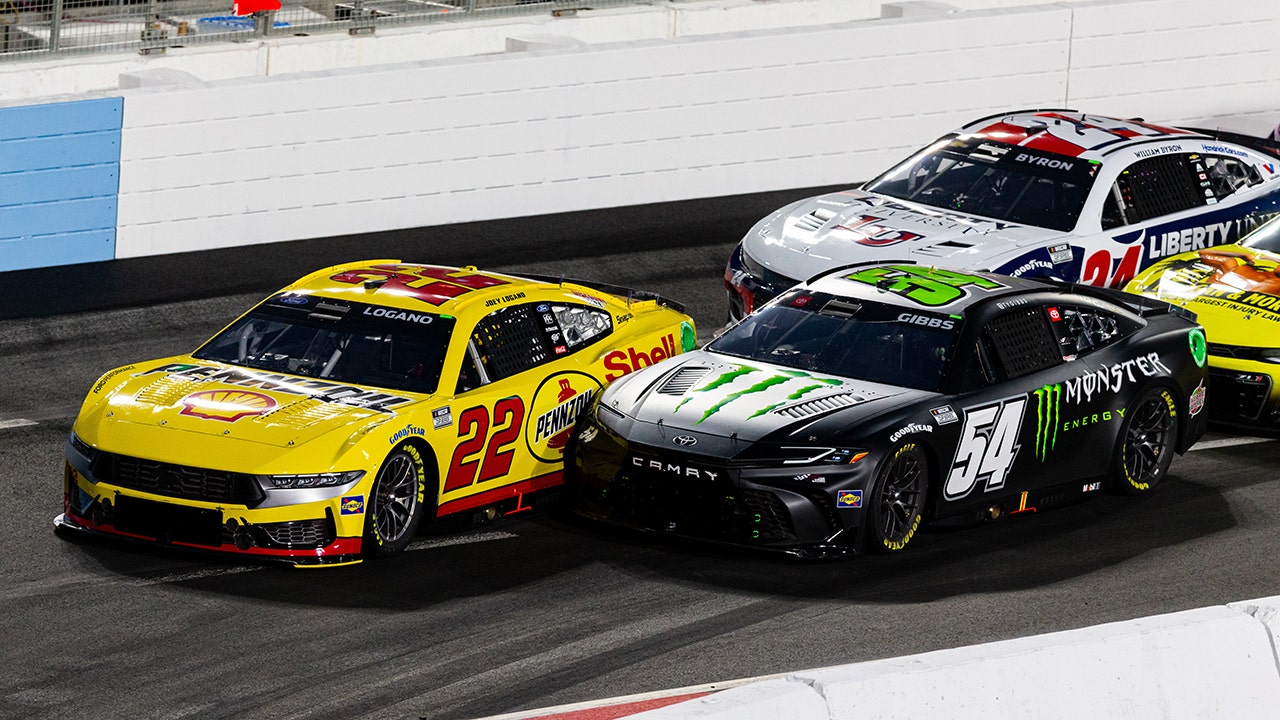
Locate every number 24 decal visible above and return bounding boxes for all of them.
[944,397,1025,500]
[444,397,526,492]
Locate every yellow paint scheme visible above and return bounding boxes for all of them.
[1126,244,1280,423]
[66,261,695,563]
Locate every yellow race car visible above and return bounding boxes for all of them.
[58,261,695,566]
[1127,217,1280,432]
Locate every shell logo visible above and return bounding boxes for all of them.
[179,389,278,422]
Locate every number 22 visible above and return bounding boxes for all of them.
[444,397,526,492]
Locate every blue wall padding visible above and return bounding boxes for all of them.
[0,97,122,272]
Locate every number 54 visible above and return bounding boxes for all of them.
[944,397,1026,500]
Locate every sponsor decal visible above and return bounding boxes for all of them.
[889,422,933,443]
[631,456,720,481]
[536,303,550,312]
[340,495,364,515]
[930,405,959,425]
[1048,306,1062,322]
[570,291,607,309]
[996,297,1029,310]
[897,312,956,330]
[432,406,452,429]
[1189,380,1206,417]
[554,345,567,355]
[1032,384,1061,462]
[1202,143,1248,158]
[604,334,682,382]
[615,312,633,324]
[1082,482,1101,493]
[148,364,414,413]
[836,490,863,508]
[672,435,697,447]
[1134,144,1182,159]
[832,214,924,248]
[526,372,601,463]
[330,264,508,306]
[93,365,135,394]
[1007,257,1054,278]
[389,423,426,445]
[1048,243,1073,264]
[279,295,309,305]
[793,473,826,484]
[179,389,278,422]
[1189,328,1207,368]
[672,366,845,425]
[845,265,1003,307]
[1055,353,1172,405]
[945,397,1026,500]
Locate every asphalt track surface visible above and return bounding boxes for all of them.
[2,189,1279,720]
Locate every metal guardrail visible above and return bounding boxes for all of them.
[0,0,650,60]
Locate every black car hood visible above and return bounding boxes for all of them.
[599,352,932,456]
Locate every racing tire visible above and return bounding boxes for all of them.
[363,444,429,558]
[1112,386,1178,496]
[867,442,930,554]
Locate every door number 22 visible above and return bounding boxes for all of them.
[944,397,1026,500]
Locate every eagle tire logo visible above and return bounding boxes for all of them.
[526,371,602,463]
[1033,384,1062,462]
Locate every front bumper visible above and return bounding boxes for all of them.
[1205,355,1280,432]
[60,455,366,567]
[571,428,876,556]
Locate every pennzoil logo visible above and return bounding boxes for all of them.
[179,389,278,422]
[526,371,602,463]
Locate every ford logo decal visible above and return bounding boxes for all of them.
[672,435,697,447]
[279,295,309,305]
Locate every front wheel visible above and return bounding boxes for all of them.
[364,444,429,558]
[1113,386,1178,495]
[867,443,930,553]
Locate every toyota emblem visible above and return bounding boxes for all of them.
[672,435,697,447]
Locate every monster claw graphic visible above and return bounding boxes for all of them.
[1033,384,1061,462]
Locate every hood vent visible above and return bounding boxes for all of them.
[773,392,867,419]
[794,208,837,232]
[135,375,206,407]
[656,366,712,396]
[913,240,978,257]
[257,397,355,429]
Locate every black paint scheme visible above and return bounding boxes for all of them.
[570,263,1208,557]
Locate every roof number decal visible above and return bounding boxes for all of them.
[845,265,1004,307]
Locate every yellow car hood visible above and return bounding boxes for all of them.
[1128,244,1280,347]
[78,359,419,460]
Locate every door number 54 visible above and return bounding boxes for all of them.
[944,397,1026,500]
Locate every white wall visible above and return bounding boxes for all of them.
[109,0,1280,260]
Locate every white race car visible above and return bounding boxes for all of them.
[726,110,1280,321]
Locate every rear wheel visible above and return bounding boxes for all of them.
[363,444,429,558]
[868,443,929,553]
[1113,386,1177,495]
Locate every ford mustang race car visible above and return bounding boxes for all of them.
[574,263,1207,556]
[1127,216,1280,431]
[726,109,1280,322]
[57,261,695,566]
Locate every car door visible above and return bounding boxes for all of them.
[435,299,613,517]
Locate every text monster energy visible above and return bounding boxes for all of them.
[1033,384,1061,462]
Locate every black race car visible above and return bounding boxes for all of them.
[570,263,1209,557]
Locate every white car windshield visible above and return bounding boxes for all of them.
[195,294,455,395]
[865,136,1101,232]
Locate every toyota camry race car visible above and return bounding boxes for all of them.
[726,110,1280,322]
[1127,215,1280,431]
[573,263,1207,556]
[58,261,695,566]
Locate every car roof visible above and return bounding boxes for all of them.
[279,260,562,315]
[805,262,1055,313]
[955,109,1204,161]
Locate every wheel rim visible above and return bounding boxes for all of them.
[373,453,418,543]
[879,451,925,542]
[1123,396,1173,485]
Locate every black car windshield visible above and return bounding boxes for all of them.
[708,291,960,392]
[1242,215,1280,254]
[195,294,456,395]
[864,136,1101,232]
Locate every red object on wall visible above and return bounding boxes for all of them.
[232,0,281,15]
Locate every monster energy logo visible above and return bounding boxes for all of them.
[675,366,844,424]
[1033,384,1061,462]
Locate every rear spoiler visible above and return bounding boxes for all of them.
[518,272,686,314]
[1183,126,1280,161]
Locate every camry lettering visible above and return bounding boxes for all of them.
[632,456,719,481]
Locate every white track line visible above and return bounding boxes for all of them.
[407,530,517,552]
[0,418,37,430]
[1191,436,1276,451]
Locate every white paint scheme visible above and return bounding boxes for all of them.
[626,597,1280,720]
